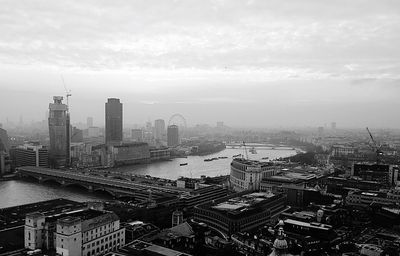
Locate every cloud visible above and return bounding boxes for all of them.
[0,0,399,82]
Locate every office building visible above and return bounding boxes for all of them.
[48,96,70,168]
[167,125,179,147]
[154,119,165,141]
[194,191,287,236]
[87,117,93,128]
[351,163,399,186]
[0,127,9,152]
[25,208,125,256]
[12,143,48,167]
[105,98,123,145]
[230,158,277,192]
[346,188,400,207]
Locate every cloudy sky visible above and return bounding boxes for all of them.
[0,0,399,128]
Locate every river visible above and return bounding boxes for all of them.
[0,147,297,208]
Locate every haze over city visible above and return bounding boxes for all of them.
[1,0,400,128]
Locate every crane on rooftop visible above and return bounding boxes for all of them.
[61,75,72,112]
[366,127,384,164]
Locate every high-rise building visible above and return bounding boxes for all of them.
[154,119,165,141]
[105,98,123,145]
[131,129,144,142]
[87,117,93,128]
[331,122,336,130]
[71,127,83,143]
[167,125,179,147]
[48,96,69,168]
[0,127,9,152]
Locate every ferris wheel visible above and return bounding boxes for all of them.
[168,114,187,137]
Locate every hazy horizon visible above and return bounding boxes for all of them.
[1,0,400,128]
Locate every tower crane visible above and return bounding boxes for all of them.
[366,127,384,164]
[61,75,72,112]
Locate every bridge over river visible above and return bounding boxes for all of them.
[16,166,189,202]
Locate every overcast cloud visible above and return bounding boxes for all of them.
[0,0,399,128]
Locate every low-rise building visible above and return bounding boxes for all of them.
[194,191,287,236]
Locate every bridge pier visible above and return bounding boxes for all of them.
[88,185,94,192]
[38,176,43,183]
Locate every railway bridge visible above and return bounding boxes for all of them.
[16,166,186,202]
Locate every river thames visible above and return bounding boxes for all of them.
[0,147,297,208]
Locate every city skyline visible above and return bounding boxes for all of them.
[1,0,400,128]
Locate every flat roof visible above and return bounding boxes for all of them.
[211,192,276,213]
[284,219,332,231]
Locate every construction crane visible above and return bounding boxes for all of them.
[366,127,384,164]
[61,75,72,112]
[242,141,249,160]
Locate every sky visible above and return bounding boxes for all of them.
[0,0,399,128]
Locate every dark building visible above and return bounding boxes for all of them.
[48,96,70,168]
[194,191,287,236]
[167,125,179,147]
[105,98,123,145]
[352,163,398,186]
[71,127,83,143]
[0,127,9,152]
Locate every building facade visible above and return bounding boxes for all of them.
[194,191,287,236]
[25,208,125,256]
[48,96,69,168]
[230,158,277,192]
[167,125,179,147]
[0,127,9,152]
[154,119,165,142]
[13,143,48,167]
[105,98,123,145]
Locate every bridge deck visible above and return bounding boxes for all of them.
[17,166,190,195]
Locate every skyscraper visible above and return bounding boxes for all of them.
[167,125,179,147]
[154,119,165,141]
[48,96,70,168]
[0,127,9,152]
[87,117,93,128]
[105,98,123,145]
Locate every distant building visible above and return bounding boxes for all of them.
[131,129,144,142]
[346,188,400,207]
[0,127,9,152]
[87,117,93,128]
[105,98,123,145]
[167,125,179,147]
[351,163,399,186]
[216,121,224,128]
[25,208,125,255]
[154,119,165,141]
[48,96,70,168]
[96,142,151,167]
[194,191,287,236]
[149,147,170,161]
[230,158,277,192]
[88,126,101,137]
[71,127,83,143]
[12,143,48,168]
[331,122,336,130]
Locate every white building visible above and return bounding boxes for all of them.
[25,208,125,256]
[230,158,277,192]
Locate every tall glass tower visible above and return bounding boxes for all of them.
[105,98,123,145]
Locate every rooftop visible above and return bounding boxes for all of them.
[284,219,332,231]
[210,192,277,216]
[114,240,192,256]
